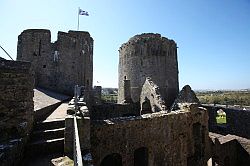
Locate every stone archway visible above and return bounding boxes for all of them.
[141,97,152,115]
[100,153,122,166]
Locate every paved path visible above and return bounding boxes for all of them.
[22,89,71,165]
[34,88,70,111]
[23,101,71,166]
[45,102,69,121]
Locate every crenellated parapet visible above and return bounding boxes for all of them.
[17,29,93,95]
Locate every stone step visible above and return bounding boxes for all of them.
[34,119,65,131]
[30,128,65,142]
[26,138,64,156]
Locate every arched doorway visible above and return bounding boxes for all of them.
[141,97,152,115]
[100,153,122,166]
[134,147,148,166]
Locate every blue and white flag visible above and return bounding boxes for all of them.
[79,8,89,16]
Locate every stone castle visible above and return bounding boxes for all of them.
[118,33,179,107]
[0,30,249,166]
[17,29,93,95]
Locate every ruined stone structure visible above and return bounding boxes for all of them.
[1,31,250,166]
[209,132,250,166]
[204,105,250,139]
[0,59,34,165]
[118,33,179,107]
[17,29,93,95]
[64,84,211,166]
[140,77,168,113]
[93,86,102,105]
[91,104,210,166]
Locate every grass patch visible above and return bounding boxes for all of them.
[102,94,118,103]
[196,90,250,106]
[216,115,227,124]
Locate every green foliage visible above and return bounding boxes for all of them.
[196,90,250,106]
[101,94,118,103]
[216,115,227,124]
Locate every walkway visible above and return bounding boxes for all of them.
[45,102,69,121]
[22,88,72,166]
[34,88,70,111]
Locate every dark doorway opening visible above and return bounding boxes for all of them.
[100,153,122,166]
[141,97,152,115]
[134,147,148,166]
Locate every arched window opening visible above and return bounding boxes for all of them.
[100,153,122,166]
[216,109,227,124]
[141,97,152,115]
[134,147,148,166]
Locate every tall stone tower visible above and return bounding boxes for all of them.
[118,33,179,107]
[17,29,93,95]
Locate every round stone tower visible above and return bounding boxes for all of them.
[118,33,179,107]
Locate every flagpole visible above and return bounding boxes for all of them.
[77,7,80,31]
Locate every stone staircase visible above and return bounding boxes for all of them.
[25,119,65,156]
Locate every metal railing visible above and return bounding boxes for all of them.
[73,115,83,166]
[73,85,83,166]
[0,45,14,60]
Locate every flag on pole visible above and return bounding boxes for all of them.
[79,8,89,16]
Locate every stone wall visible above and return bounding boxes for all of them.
[17,29,93,95]
[91,105,210,166]
[64,115,90,158]
[93,86,102,105]
[140,77,167,113]
[0,59,34,166]
[91,103,140,120]
[204,105,250,139]
[209,133,250,166]
[118,33,179,107]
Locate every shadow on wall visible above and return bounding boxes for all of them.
[100,153,122,166]
[36,87,70,101]
[134,147,148,166]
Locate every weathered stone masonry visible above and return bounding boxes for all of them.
[91,105,210,166]
[118,33,179,107]
[0,59,34,166]
[17,29,93,95]
[205,105,250,139]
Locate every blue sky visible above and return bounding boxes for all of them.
[1,0,250,90]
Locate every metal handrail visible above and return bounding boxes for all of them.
[73,115,83,166]
[0,45,14,60]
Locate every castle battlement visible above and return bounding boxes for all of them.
[17,29,93,95]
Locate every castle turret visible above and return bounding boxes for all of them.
[17,29,93,95]
[118,33,179,107]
